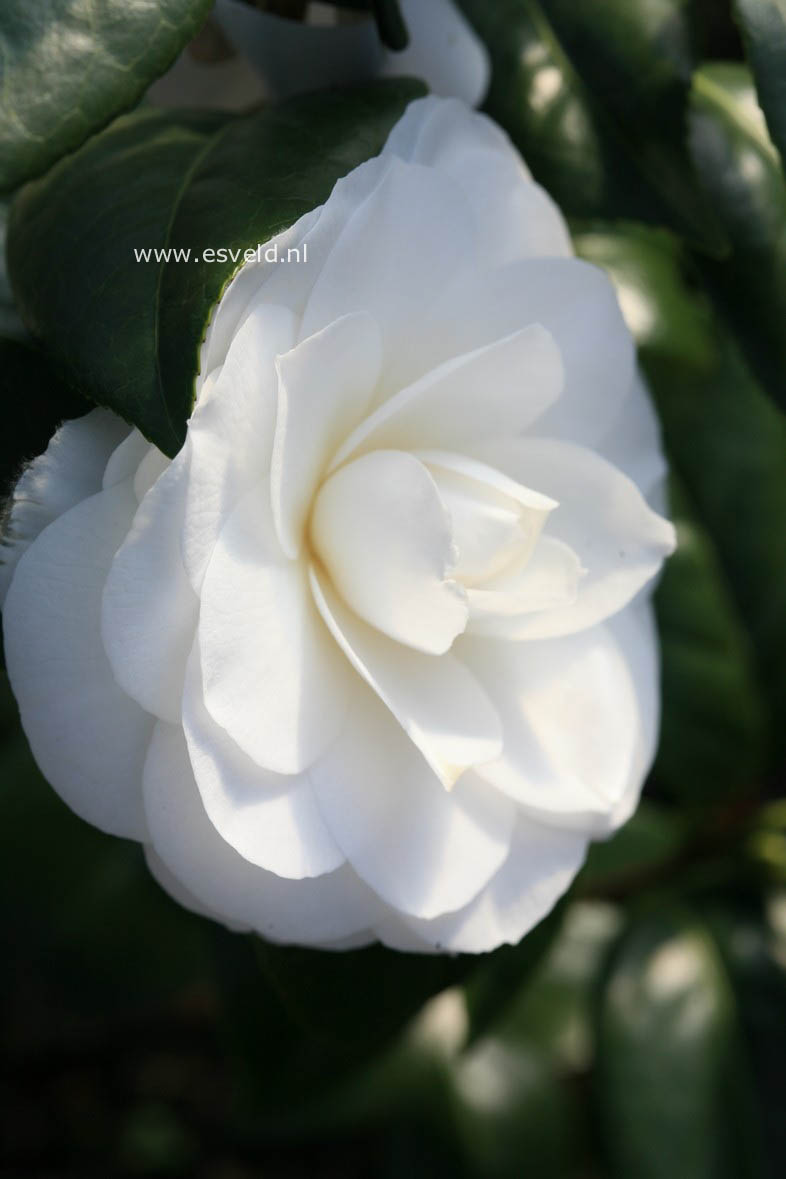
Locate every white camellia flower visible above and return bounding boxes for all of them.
[1,97,675,953]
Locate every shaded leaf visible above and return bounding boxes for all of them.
[688,63,786,415]
[734,0,786,164]
[0,0,214,192]
[576,223,786,768]
[7,81,425,455]
[595,908,751,1179]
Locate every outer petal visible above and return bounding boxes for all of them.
[143,721,382,945]
[403,815,588,953]
[474,437,675,639]
[271,311,382,557]
[182,640,344,879]
[309,688,515,921]
[144,845,252,932]
[598,369,669,511]
[382,258,635,446]
[299,156,476,372]
[1,409,130,604]
[312,449,468,654]
[102,428,151,490]
[3,481,152,839]
[182,301,297,591]
[199,488,353,774]
[101,451,198,723]
[328,325,563,471]
[383,96,572,264]
[459,602,659,833]
[310,565,502,788]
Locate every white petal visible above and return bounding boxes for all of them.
[309,565,502,788]
[459,605,658,833]
[271,311,381,557]
[384,96,571,263]
[309,689,515,920]
[1,409,130,605]
[102,429,151,489]
[133,447,170,502]
[381,1,490,108]
[101,453,198,723]
[182,639,344,879]
[383,258,635,445]
[403,814,588,953]
[199,487,352,774]
[598,369,669,510]
[144,845,252,932]
[182,301,297,591]
[143,721,382,945]
[299,156,475,369]
[328,325,563,471]
[467,536,584,637]
[3,481,152,839]
[311,450,468,654]
[474,438,675,638]
[418,450,557,585]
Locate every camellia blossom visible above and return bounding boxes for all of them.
[1,97,675,953]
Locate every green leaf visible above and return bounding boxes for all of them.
[580,802,688,893]
[456,0,723,246]
[7,80,425,455]
[210,927,474,1114]
[734,0,786,165]
[0,0,214,193]
[654,480,767,803]
[0,337,88,498]
[688,63,786,415]
[575,223,786,769]
[595,909,744,1179]
[447,1035,580,1178]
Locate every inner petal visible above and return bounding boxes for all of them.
[310,449,468,655]
[417,450,557,586]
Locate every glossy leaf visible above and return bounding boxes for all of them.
[688,63,786,415]
[654,480,767,803]
[7,81,425,455]
[580,803,688,893]
[576,223,786,768]
[595,910,742,1179]
[734,0,786,165]
[0,0,214,192]
[456,0,722,245]
[211,927,474,1112]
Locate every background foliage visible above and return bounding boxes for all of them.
[1,0,785,1175]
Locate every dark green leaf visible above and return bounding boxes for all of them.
[688,63,786,414]
[448,1035,580,1178]
[7,80,425,455]
[0,0,214,192]
[654,480,767,803]
[580,802,688,892]
[457,0,723,246]
[734,0,786,165]
[210,926,473,1114]
[0,337,88,499]
[702,896,786,1174]
[595,909,742,1179]
[575,223,786,768]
